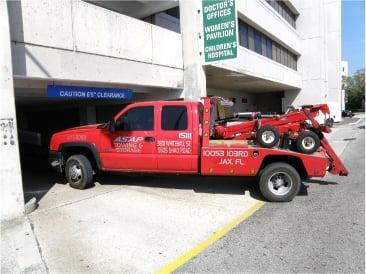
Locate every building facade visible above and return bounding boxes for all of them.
[1,0,342,220]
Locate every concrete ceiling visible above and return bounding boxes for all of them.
[205,65,299,93]
[88,0,179,19]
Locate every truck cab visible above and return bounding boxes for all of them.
[50,101,202,175]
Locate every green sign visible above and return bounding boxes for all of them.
[202,0,238,63]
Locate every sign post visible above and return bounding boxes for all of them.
[202,0,238,63]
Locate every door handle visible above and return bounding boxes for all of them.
[144,136,155,142]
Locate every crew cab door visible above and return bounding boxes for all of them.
[100,105,157,171]
[156,104,196,172]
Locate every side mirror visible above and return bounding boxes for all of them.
[109,118,116,133]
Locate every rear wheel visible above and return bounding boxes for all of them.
[259,162,301,202]
[256,125,280,148]
[65,155,93,189]
[296,130,320,154]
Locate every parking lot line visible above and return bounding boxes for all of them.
[349,118,361,125]
[156,200,266,274]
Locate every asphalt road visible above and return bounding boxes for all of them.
[178,119,365,273]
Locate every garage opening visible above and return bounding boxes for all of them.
[15,92,129,205]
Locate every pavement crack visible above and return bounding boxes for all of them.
[31,186,123,215]
[26,215,50,274]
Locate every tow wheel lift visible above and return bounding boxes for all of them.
[210,97,348,176]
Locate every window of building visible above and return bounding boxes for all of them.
[238,19,298,70]
[161,106,188,130]
[262,35,267,57]
[254,30,262,54]
[165,6,180,19]
[266,39,272,59]
[265,0,296,28]
[116,106,154,131]
[276,45,281,63]
[239,22,248,48]
[281,47,286,65]
[248,26,255,51]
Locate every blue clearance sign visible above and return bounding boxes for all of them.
[47,85,133,100]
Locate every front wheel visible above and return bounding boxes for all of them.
[65,155,94,189]
[259,162,301,202]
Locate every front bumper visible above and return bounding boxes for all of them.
[49,151,63,173]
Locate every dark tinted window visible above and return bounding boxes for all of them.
[162,106,188,130]
[238,19,297,70]
[248,26,255,51]
[239,22,248,48]
[116,106,154,131]
[254,31,262,54]
[266,0,296,28]
[266,39,272,59]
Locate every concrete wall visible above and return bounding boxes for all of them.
[208,88,257,113]
[8,0,183,90]
[207,88,283,113]
[1,1,24,221]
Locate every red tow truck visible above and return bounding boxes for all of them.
[49,98,348,202]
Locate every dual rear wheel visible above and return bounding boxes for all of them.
[256,126,320,154]
[258,162,302,202]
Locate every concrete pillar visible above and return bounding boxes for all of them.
[0,1,25,221]
[79,106,96,125]
[179,0,207,100]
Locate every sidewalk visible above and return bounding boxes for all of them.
[3,173,261,273]
[1,217,47,273]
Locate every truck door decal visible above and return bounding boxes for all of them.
[113,136,144,153]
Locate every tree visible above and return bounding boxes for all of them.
[343,69,365,111]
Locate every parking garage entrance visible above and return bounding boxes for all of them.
[14,85,133,204]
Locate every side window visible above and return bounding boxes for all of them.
[116,106,154,131]
[162,106,188,130]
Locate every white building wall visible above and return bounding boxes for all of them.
[341,61,349,77]
[285,0,341,121]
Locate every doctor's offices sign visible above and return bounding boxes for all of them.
[202,0,238,63]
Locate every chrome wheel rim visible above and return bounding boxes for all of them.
[268,172,292,196]
[69,164,82,183]
[261,130,275,144]
[302,136,315,150]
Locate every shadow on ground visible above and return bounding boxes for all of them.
[21,155,65,204]
[22,155,339,206]
[95,172,265,200]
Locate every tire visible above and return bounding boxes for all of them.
[256,125,280,148]
[296,130,320,154]
[65,154,93,189]
[259,162,301,202]
[325,118,334,127]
